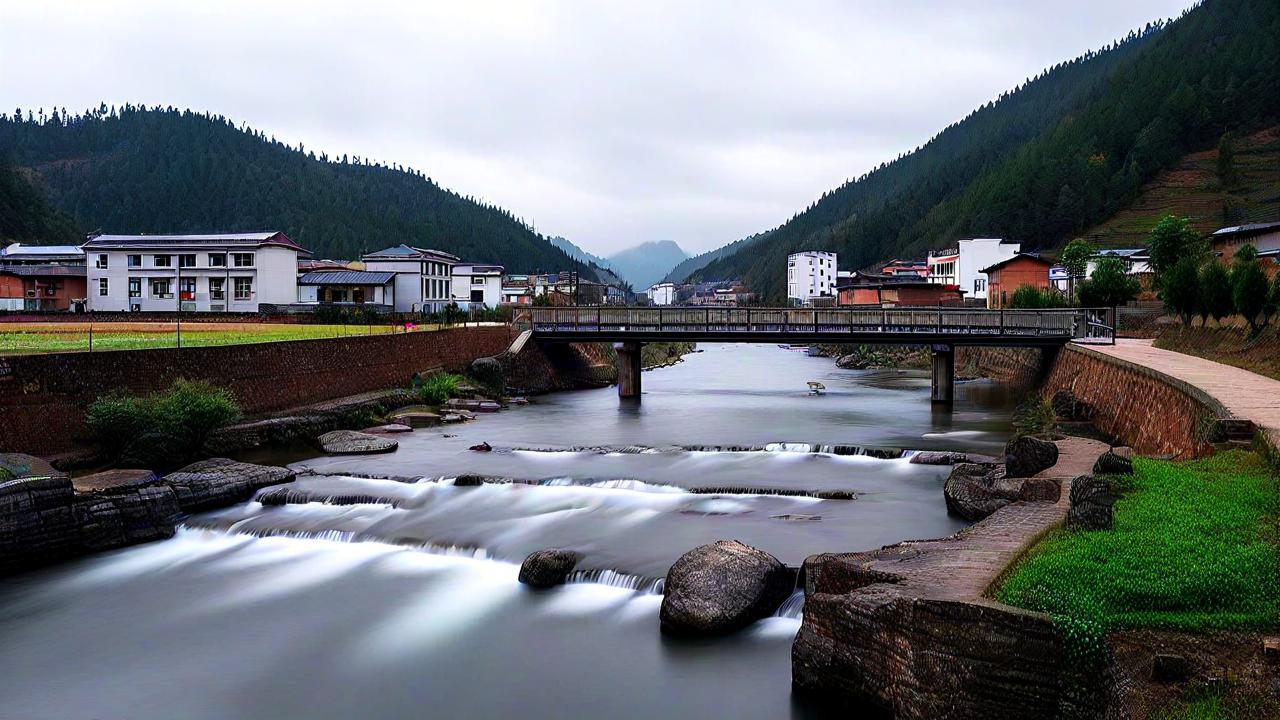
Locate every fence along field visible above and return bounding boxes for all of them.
[0,321,416,355]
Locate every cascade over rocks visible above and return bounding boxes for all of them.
[518,549,581,588]
[162,458,295,512]
[1004,436,1059,478]
[659,540,795,636]
[317,430,398,455]
[1067,475,1117,530]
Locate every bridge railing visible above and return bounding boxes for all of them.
[528,306,1117,343]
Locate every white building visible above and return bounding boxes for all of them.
[362,245,459,313]
[927,238,1019,302]
[451,264,504,309]
[647,282,677,306]
[787,251,838,305]
[82,232,306,312]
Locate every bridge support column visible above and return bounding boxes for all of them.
[616,341,643,399]
[931,344,954,405]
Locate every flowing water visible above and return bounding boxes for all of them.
[0,343,1018,719]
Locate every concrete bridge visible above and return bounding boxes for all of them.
[527,306,1116,403]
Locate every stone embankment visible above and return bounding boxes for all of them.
[791,436,1109,719]
[1,454,294,575]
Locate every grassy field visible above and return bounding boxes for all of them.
[998,450,1279,637]
[0,321,423,355]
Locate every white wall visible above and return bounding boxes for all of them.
[958,239,1019,301]
[451,266,502,308]
[84,245,300,312]
[647,283,676,305]
[787,251,837,304]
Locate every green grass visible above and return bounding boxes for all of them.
[0,323,409,355]
[998,451,1280,646]
[417,373,463,405]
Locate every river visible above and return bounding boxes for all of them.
[0,343,1017,719]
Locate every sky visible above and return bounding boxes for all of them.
[0,0,1197,257]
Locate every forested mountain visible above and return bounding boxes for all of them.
[549,235,613,271]
[0,155,79,245]
[0,107,599,277]
[663,231,771,283]
[606,240,687,289]
[690,0,1280,300]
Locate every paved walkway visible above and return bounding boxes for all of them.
[1089,339,1280,444]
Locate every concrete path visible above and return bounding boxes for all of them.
[1090,339,1280,444]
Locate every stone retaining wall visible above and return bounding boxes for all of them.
[957,346,1044,384]
[1042,344,1221,459]
[0,326,513,455]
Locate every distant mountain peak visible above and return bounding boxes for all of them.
[606,240,689,289]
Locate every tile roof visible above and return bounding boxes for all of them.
[298,270,398,285]
[82,232,305,252]
[1211,221,1280,238]
[980,253,1053,275]
[0,264,87,277]
[363,244,461,262]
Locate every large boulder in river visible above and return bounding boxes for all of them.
[1004,436,1059,478]
[518,549,581,588]
[72,469,181,550]
[162,458,295,512]
[317,430,398,455]
[1067,475,1117,531]
[944,463,1017,521]
[1093,449,1134,476]
[660,540,795,636]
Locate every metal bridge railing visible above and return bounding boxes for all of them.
[527,306,1117,344]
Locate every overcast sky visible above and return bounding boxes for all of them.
[1,0,1195,256]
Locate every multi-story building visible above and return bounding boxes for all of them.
[362,244,460,313]
[928,238,1020,302]
[786,251,838,305]
[451,264,504,308]
[82,232,306,312]
[647,282,677,306]
[0,243,87,311]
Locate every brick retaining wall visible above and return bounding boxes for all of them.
[0,326,514,455]
[1042,344,1221,459]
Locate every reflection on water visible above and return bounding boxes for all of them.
[0,343,1016,719]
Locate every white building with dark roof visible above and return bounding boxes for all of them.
[361,244,460,313]
[451,263,504,308]
[82,232,308,312]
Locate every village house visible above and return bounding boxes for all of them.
[928,238,1020,303]
[647,282,677,306]
[981,253,1054,309]
[296,270,398,306]
[837,273,962,307]
[787,251,838,305]
[0,243,88,311]
[82,232,307,312]
[361,244,459,313]
[450,264,504,308]
[1210,221,1280,276]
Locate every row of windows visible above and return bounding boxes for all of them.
[424,278,452,299]
[100,276,253,300]
[96,252,256,269]
[424,261,450,277]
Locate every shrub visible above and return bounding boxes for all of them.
[418,373,462,405]
[1162,256,1201,327]
[1232,245,1270,336]
[1077,256,1139,308]
[1008,285,1068,309]
[86,380,241,466]
[1149,215,1206,284]
[1012,397,1057,438]
[1198,260,1233,325]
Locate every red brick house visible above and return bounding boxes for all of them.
[837,274,963,307]
[981,254,1054,309]
[0,243,88,311]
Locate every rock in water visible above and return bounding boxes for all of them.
[469,442,493,452]
[1067,475,1117,530]
[660,540,794,636]
[1004,436,1059,478]
[1093,449,1134,475]
[908,451,968,466]
[518,549,581,588]
[162,458,295,512]
[317,430,398,455]
[944,463,1015,520]
[72,470,180,550]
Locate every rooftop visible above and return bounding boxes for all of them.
[1,243,85,262]
[1211,221,1280,239]
[363,244,461,262]
[0,264,87,277]
[82,232,308,253]
[980,253,1053,275]
[298,270,398,286]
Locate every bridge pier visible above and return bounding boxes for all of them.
[615,341,643,399]
[930,344,954,405]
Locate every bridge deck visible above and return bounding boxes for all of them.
[527,306,1115,346]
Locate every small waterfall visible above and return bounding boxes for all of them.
[256,488,405,507]
[773,590,805,619]
[566,569,665,594]
[182,522,492,560]
[506,442,905,459]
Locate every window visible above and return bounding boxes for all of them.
[151,279,172,298]
[232,253,254,267]
[208,253,226,267]
[179,254,196,268]
[153,255,172,267]
[179,277,196,298]
[472,276,484,286]
[209,278,225,300]
[234,277,253,300]
[974,279,986,293]
[97,278,108,296]
[128,254,142,268]
[95,254,108,269]
[471,289,484,303]
[128,279,141,298]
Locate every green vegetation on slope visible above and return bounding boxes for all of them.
[998,450,1279,643]
[692,0,1280,299]
[0,106,599,277]
[0,154,79,244]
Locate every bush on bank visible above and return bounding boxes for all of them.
[416,373,463,405]
[86,379,242,467]
[997,450,1279,655]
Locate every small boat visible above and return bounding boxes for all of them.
[807,381,826,395]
